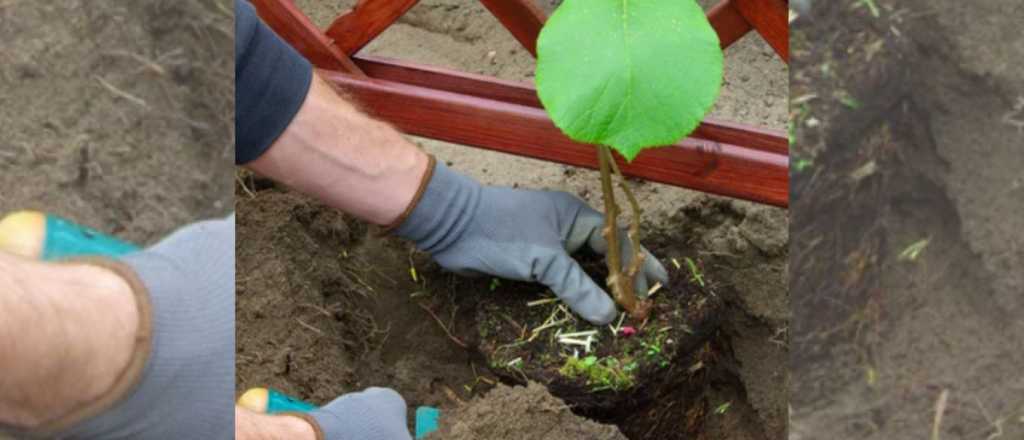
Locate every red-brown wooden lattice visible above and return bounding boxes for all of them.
[250,0,790,207]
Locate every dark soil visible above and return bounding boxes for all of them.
[791,2,1023,439]
[235,177,789,439]
[0,0,234,241]
[430,382,626,440]
[234,183,481,425]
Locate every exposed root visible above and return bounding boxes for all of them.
[418,302,468,349]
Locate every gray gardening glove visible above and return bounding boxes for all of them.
[302,388,411,440]
[41,216,235,439]
[395,159,669,325]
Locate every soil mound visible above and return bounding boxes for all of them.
[432,382,627,440]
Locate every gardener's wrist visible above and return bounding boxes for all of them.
[392,160,483,252]
[246,73,431,226]
[234,407,318,440]
[0,255,144,432]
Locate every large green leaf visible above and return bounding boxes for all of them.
[536,0,723,161]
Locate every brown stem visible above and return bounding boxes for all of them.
[598,146,640,315]
[607,152,646,279]
[604,149,652,319]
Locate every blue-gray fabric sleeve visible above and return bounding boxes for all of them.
[235,0,313,164]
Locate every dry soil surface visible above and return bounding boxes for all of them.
[790,2,1023,439]
[0,0,234,241]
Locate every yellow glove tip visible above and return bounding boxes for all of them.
[237,388,270,413]
[0,210,46,259]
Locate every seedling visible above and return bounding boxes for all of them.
[537,0,723,319]
[489,278,502,292]
[640,331,671,368]
[898,238,929,262]
[685,257,705,287]
[793,157,815,173]
[836,91,861,109]
[507,357,524,369]
[559,355,636,391]
[714,401,732,415]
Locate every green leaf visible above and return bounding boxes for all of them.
[536,0,723,161]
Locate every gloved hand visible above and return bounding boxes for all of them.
[18,216,236,439]
[301,388,411,440]
[395,158,669,325]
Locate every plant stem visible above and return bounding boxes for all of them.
[598,146,649,318]
[607,152,646,279]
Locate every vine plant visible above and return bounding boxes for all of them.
[536,0,723,319]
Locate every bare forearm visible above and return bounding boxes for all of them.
[0,253,139,429]
[235,407,315,440]
[247,73,429,226]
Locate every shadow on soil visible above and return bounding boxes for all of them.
[790,2,1023,438]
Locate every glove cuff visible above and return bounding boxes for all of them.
[8,258,153,439]
[380,154,437,235]
[392,159,483,254]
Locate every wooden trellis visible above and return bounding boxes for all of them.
[250,0,790,207]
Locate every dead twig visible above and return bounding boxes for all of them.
[441,385,466,405]
[931,389,949,440]
[298,302,336,317]
[295,318,323,336]
[94,76,148,108]
[500,313,527,339]
[104,50,169,76]
[236,173,257,199]
[418,302,468,349]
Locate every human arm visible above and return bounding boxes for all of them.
[0,255,142,433]
[234,1,668,325]
[235,406,316,440]
[0,217,235,439]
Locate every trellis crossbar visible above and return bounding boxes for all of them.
[251,0,790,207]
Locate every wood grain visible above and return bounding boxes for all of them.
[326,0,421,55]
[321,70,789,207]
[249,0,366,75]
[352,55,787,154]
[707,0,754,49]
[476,0,548,57]
[735,0,789,62]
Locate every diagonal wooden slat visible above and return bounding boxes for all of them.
[476,0,761,60]
[326,0,421,56]
[476,0,548,57]
[249,0,366,75]
[707,0,754,49]
[735,0,789,62]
